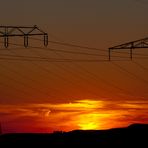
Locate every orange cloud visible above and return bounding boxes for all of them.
[0,99,148,133]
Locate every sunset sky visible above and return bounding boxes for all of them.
[0,0,148,133]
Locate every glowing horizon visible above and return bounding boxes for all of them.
[0,99,148,133]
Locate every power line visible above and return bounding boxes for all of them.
[0,65,36,99]
[0,48,78,100]
[1,40,147,61]
[0,37,147,100]
[1,41,145,61]
[29,37,148,60]
[68,61,137,98]
[3,46,98,100]
[132,61,148,72]
[0,62,57,99]
[0,79,30,102]
[0,54,146,62]
[24,46,107,99]
[111,62,148,85]
[29,37,106,52]
[0,48,107,57]
[0,51,130,62]
[0,57,132,62]
[4,41,111,99]
[29,37,137,98]
[1,41,108,57]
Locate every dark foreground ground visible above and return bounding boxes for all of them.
[0,123,148,147]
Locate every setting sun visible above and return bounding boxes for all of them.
[77,113,99,130]
[79,122,98,130]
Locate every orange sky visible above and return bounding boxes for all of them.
[0,99,148,133]
[0,0,148,133]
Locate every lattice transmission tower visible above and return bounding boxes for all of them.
[109,37,148,60]
[0,25,48,48]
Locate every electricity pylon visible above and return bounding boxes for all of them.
[109,37,148,60]
[0,25,48,48]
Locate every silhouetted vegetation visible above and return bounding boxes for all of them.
[0,123,147,147]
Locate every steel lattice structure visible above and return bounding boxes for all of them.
[109,37,148,60]
[0,25,48,48]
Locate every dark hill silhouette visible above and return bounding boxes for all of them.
[0,123,147,147]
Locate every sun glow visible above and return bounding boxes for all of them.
[76,112,111,130]
[79,122,98,130]
[1,100,148,133]
[68,100,106,130]
[77,113,100,130]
